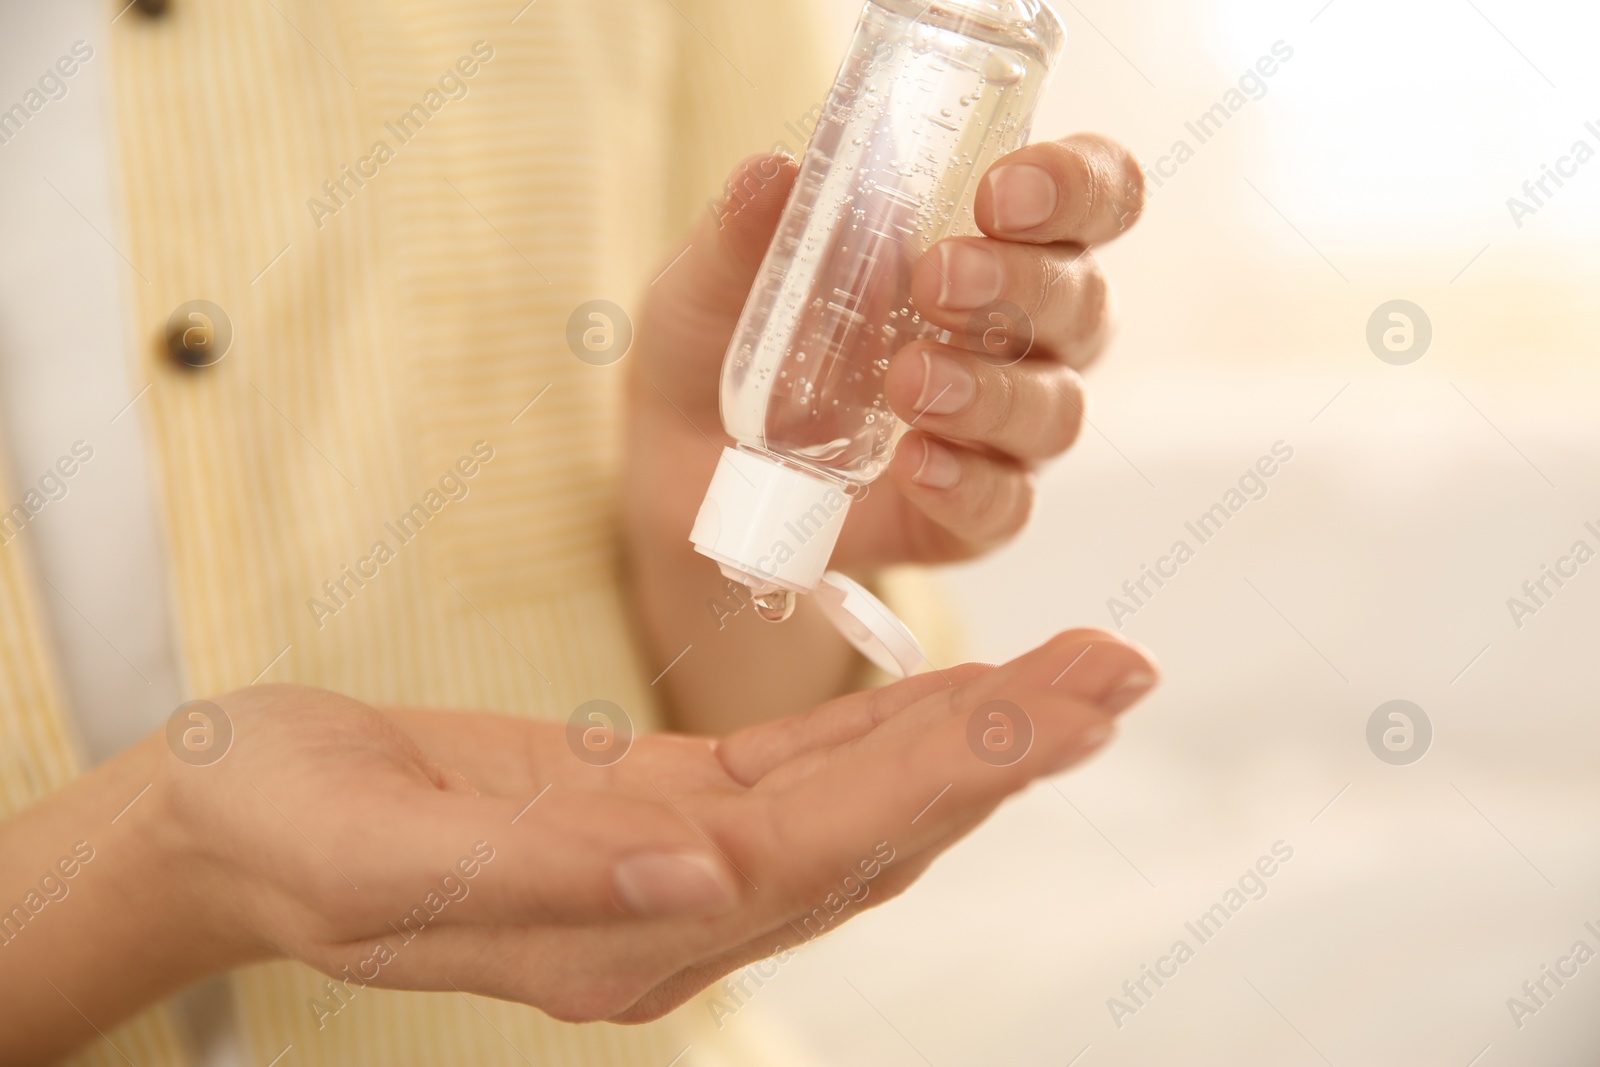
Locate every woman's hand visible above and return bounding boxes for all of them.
[0,630,1156,1061]
[634,135,1143,570]
[623,136,1146,730]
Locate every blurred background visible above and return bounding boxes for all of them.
[733,1,1600,1064]
[3,0,1595,1063]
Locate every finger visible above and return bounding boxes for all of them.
[719,631,1159,916]
[858,628,1159,748]
[881,432,1035,555]
[974,133,1145,246]
[884,340,1085,461]
[909,237,1111,367]
[750,628,1153,795]
[716,663,991,787]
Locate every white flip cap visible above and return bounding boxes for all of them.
[690,447,926,677]
[815,570,926,678]
[691,447,853,593]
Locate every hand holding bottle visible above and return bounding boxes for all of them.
[625,136,1145,725]
[638,134,1142,568]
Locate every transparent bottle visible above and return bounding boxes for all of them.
[691,0,1065,674]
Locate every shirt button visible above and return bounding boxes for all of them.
[165,301,233,369]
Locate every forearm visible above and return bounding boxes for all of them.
[622,409,864,735]
[0,733,245,1064]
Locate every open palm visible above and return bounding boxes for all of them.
[163,629,1154,1023]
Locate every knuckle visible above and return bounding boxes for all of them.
[1080,133,1146,230]
[1072,260,1110,347]
[963,461,1032,547]
[965,459,1003,521]
[1049,141,1100,229]
[1118,151,1147,227]
[995,473,1035,543]
[981,364,1019,436]
[1044,373,1085,454]
[1030,248,1067,318]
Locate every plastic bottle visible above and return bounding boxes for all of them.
[691,0,1065,676]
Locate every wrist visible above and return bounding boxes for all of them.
[128,730,268,978]
[0,731,260,1062]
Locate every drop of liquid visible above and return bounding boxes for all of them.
[754,589,796,622]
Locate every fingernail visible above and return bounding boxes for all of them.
[1099,671,1157,714]
[613,852,737,917]
[987,163,1058,233]
[1080,721,1115,749]
[911,437,962,490]
[916,350,977,416]
[937,243,1004,310]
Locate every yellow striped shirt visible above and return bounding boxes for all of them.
[0,1,859,1063]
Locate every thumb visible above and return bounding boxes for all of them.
[676,152,799,320]
[635,152,797,416]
